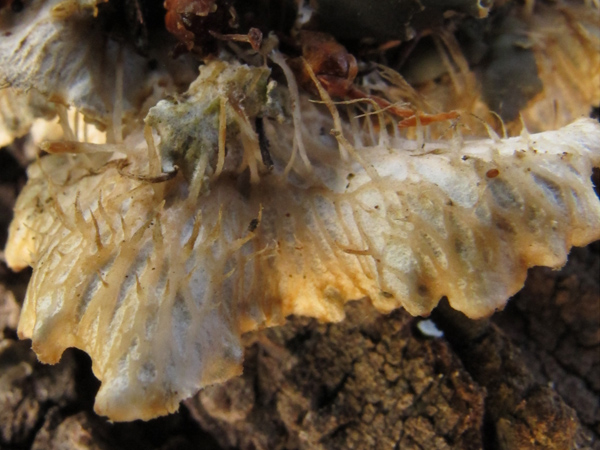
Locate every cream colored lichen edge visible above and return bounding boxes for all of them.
[5,60,600,421]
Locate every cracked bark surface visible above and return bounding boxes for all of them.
[0,155,599,449]
[493,242,600,447]
[186,302,486,450]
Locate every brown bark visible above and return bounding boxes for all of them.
[187,302,486,450]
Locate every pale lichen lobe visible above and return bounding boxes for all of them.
[2,0,600,423]
[5,59,600,421]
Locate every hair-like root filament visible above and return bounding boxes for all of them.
[55,103,76,141]
[41,141,123,154]
[188,152,210,204]
[301,58,379,181]
[469,113,502,143]
[269,50,313,175]
[144,124,162,177]
[116,160,179,183]
[214,96,228,179]
[228,98,263,184]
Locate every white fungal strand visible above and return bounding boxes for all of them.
[6,59,600,422]
[270,51,313,173]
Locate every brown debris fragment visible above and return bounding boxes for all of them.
[164,0,239,55]
[0,285,20,337]
[31,409,114,450]
[0,341,79,447]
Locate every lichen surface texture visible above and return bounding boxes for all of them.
[1,0,599,421]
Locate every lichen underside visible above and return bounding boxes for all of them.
[5,59,600,420]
